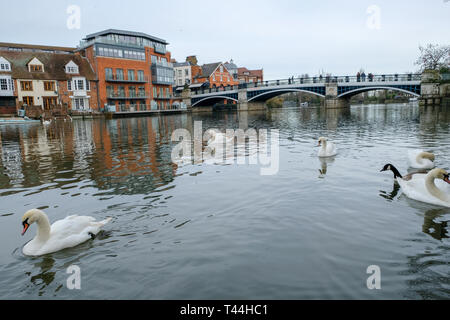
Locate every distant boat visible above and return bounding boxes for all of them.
[409,97,418,102]
[0,118,41,125]
[300,102,309,107]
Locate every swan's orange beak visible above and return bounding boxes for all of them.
[444,175,450,184]
[21,223,29,236]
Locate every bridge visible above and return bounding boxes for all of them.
[180,73,430,110]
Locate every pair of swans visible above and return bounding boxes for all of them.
[381,164,450,208]
[21,209,112,256]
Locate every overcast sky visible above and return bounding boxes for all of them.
[1,0,449,79]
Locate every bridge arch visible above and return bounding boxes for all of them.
[338,86,420,98]
[247,88,325,102]
[191,95,239,107]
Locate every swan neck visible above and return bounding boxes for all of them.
[425,175,448,202]
[321,140,327,150]
[35,213,51,242]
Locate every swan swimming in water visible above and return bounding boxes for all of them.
[317,137,337,158]
[381,165,450,207]
[408,150,435,169]
[21,209,112,256]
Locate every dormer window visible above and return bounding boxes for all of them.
[27,57,44,72]
[30,65,43,72]
[0,57,11,71]
[65,61,79,74]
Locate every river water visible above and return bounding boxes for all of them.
[0,103,449,300]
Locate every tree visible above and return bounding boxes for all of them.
[415,44,450,71]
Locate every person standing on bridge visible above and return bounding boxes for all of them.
[361,72,366,82]
[357,72,361,82]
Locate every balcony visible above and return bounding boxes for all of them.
[107,93,149,100]
[151,60,173,68]
[154,95,173,100]
[106,75,149,83]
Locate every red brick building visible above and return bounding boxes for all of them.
[237,67,264,83]
[77,29,175,111]
[192,62,239,89]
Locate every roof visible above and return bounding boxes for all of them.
[0,42,75,53]
[84,29,168,45]
[238,67,263,78]
[201,62,222,78]
[174,61,191,68]
[0,51,97,81]
[224,61,237,70]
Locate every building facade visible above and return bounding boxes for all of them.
[0,56,16,115]
[193,62,239,88]
[237,67,264,83]
[78,29,175,111]
[0,48,98,115]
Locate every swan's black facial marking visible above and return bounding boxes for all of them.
[21,218,30,236]
[444,174,450,184]
[89,232,96,240]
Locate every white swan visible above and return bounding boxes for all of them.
[318,137,337,158]
[21,209,112,256]
[390,168,450,207]
[408,150,435,169]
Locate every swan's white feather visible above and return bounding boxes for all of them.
[318,142,337,158]
[398,175,450,208]
[407,149,435,169]
[23,215,112,256]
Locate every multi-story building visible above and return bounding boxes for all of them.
[0,56,16,115]
[77,29,175,111]
[237,67,264,84]
[224,60,238,81]
[192,62,239,88]
[173,61,191,88]
[0,47,98,114]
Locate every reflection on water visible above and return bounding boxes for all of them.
[0,103,449,300]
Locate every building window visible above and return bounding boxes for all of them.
[138,70,145,81]
[43,97,57,110]
[21,81,33,91]
[138,86,145,97]
[128,70,135,81]
[220,66,224,73]
[118,86,125,97]
[153,87,157,98]
[0,79,7,90]
[116,69,124,80]
[129,86,136,97]
[0,63,10,71]
[105,68,113,80]
[23,96,34,105]
[107,86,114,97]
[30,65,43,72]
[77,79,84,90]
[73,98,89,110]
[44,81,55,91]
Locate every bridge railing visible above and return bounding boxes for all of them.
[190,74,422,96]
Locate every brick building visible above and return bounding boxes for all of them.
[237,67,264,83]
[77,29,175,111]
[192,62,239,89]
[0,44,98,116]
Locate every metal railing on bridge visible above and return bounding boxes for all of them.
[191,73,422,96]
